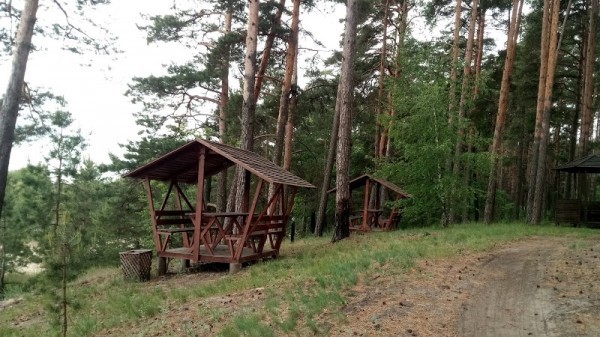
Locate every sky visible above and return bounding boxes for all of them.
[5,1,345,171]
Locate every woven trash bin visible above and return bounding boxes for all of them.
[119,249,152,281]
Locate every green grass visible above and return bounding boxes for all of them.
[0,222,597,336]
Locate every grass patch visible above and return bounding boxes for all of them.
[0,222,597,336]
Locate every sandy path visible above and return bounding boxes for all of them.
[459,242,554,336]
[334,237,600,337]
[460,238,600,337]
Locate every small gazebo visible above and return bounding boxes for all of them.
[125,139,315,273]
[329,174,411,232]
[555,154,600,226]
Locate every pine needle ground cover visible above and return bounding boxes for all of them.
[0,223,597,336]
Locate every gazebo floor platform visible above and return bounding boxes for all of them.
[159,245,278,264]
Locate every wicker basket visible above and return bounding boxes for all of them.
[119,249,152,281]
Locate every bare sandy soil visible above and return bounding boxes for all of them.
[90,236,600,336]
[334,237,600,337]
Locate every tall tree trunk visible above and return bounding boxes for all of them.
[272,0,299,167]
[332,0,358,243]
[61,240,68,337]
[0,0,39,220]
[526,0,551,222]
[483,0,524,223]
[254,0,286,101]
[269,0,299,206]
[448,0,462,117]
[315,84,342,236]
[443,0,462,225]
[578,0,598,158]
[284,1,300,172]
[375,0,390,160]
[473,8,485,92]
[217,9,232,212]
[531,0,562,224]
[235,0,260,212]
[450,0,479,223]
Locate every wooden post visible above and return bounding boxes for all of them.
[362,178,371,229]
[181,259,190,271]
[144,178,162,255]
[229,262,242,274]
[193,147,207,263]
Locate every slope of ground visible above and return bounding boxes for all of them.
[1,224,599,337]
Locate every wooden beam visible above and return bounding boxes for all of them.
[174,182,195,211]
[235,179,264,260]
[159,180,176,212]
[173,180,191,248]
[145,178,162,254]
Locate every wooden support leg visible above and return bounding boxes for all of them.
[229,263,242,274]
[181,259,190,272]
[158,257,168,276]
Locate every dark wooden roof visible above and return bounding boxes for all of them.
[328,174,411,198]
[555,154,600,173]
[124,139,315,188]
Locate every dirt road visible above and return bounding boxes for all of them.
[460,238,600,337]
[335,237,600,337]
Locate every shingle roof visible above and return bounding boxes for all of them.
[124,139,315,188]
[328,174,411,198]
[555,154,600,173]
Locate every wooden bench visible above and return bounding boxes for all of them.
[154,210,196,251]
[380,210,402,230]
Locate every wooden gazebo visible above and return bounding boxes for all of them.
[125,139,315,273]
[555,154,600,226]
[329,174,411,232]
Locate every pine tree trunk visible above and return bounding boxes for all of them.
[61,241,68,337]
[531,0,561,224]
[578,0,598,158]
[450,0,479,223]
[272,0,299,168]
[283,0,301,172]
[526,0,551,223]
[473,9,485,93]
[375,0,390,160]
[254,0,286,101]
[0,0,39,220]
[235,0,260,212]
[332,0,358,243]
[217,9,233,212]
[315,86,341,236]
[483,0,524,223]
[448,0,462,117]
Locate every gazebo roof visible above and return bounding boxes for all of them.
[328,174,411,198]
[124,139,315,188]
[555,154,600,173]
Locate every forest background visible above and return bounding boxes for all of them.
[0,0,598,333]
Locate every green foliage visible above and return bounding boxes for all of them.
[1,165,53,293]
[381,39,455,225]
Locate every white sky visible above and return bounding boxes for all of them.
[6,1,345,171]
